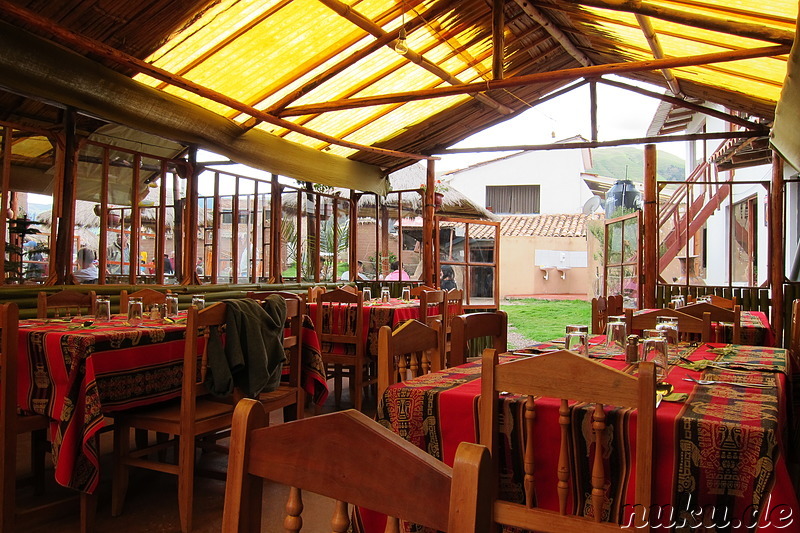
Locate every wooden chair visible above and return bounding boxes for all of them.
[591,295,624,334]
[339,284,358,294]
[678,302,742,344]
[307,286,326,303]
[315,288,372,411]
[443,289,464,352]
[625,308,712,342]
[450,311,507,367]
[789,299,800,373]
[418,289,445,327]
[377,319,442,400]
[119,288,169,313]
[245,291,305,421]
[1,303,96,532]
[409,284,434,298]
[480,349,656,532]
[221,399,492,533]
[37,290,96,318]
[112,302,237,533]
[689,294,737,309]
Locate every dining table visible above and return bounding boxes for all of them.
[307,297,427,357]
[15,312,327,494]
[365,336,798,532]
[636,308,775,346]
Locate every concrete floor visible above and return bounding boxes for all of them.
[16,377,378,533]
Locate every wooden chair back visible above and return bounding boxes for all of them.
[419,289,445,327]
[315,288,371,410]
[377,319,442,400]
[789,299,800,372]
[450,311,507,367]
[119,288,168,313]
[625,308,712,342]
[689,294,737,309]
[245,291,305,420]
[409,284,434,298]
[678,302,742,344]
[307,286,326,303]
[591,295,625,334]
[480,349,655,532]
[444,288,464,328]
[339,284,358,294]
[221,399,492,533]
[37,289,96,318]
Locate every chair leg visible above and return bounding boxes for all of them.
[178,434,196,533]
[353,364,363,412]
[111,425,130,517]
[31,428,48,495]
[333,364,342,408]
[80,492,97,533]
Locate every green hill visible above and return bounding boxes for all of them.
[588,147,685,182]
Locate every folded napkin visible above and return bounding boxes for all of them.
[661,392,688,403]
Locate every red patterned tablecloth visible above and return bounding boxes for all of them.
[15,314,327,494]
[308,298,422,357]
[636,309,775,346]
[366,339,798,532]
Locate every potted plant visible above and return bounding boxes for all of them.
[419,180,448,209]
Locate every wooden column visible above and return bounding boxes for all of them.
[181,146,200,285]
[350,190,360,281]
[770,151,785,343]
[380,201,390,279]
[1,126,11,282]
[492,0,505,80]
[270,177,282,282]
[589,80,598,142]
[128,154,141,285]
[643,144,657,308]
[54,108,78,285]
[423,159,435,286]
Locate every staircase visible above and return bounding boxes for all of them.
[657,138,739,273]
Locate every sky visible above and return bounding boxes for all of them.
[436,75,687,173]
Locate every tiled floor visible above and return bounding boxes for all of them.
[16,378,378,532]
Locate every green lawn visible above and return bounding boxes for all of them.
[501,299,592,342]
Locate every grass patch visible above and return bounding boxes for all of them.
[501,299,591,342]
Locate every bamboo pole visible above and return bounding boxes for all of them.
[635,14,683,98]
[589,80,598,141]
[493,0,505,80]
[513,0,593,67]
[549,0,795,46]
[596,78,762,130]
[279,44,789,116]
[643,144,657,308]
[318,0,513,115]
[770,151,784,344]
[435,130,767,154]
[0,1,433,162]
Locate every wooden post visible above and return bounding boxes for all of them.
[643,144,657,308]
[770,151,785,343]
[380,200,390,279]
[128,154,141,285]
[589,80,598,142]
[270,177,282,282]
[492,0,505,80]
[423,159,436,286]
[1,126,11,283]
[182,146,200,285]
[172,166,184,283]
[155,161,167,284]
[54,108,78,285]
[211,171,220,284]
[350,191,360,281]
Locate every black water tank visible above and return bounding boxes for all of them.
[605,179,642,218]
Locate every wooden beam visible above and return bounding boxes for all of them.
[548,0,795,46]
[0,1,433,162]
[596,77,764,130]
[770,151,785,343]
[513,0,593,67]
[589,80,598,141]
[643,144,657,308]
[434,129,768,154]
[278,44,789,116]
[634,14,683,98]
[317,0,513,115]
[492,0,505,80]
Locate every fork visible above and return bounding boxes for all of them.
[683,377,772,389]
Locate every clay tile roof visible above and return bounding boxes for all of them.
[498,214,602,238]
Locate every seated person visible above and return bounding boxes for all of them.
[341,260,368,281]
[384,261,411,281]
[73,247,98,284]
[440,264,457,291]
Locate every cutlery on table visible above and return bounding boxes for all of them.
[683,377,771,388]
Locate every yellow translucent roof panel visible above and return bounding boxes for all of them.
[12,137,53,159]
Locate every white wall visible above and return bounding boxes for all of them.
[445,149,593,214]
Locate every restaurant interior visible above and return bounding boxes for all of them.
[1,0,799,532]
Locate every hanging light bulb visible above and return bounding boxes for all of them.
[395,26,409,55]
[395,1,408,55]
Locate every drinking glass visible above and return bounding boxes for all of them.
[640,334,668,381]
[127,297,143,325]
[95,296,111,322]
[191,295,205,310]
[671,295,685,308]
[565,324,589,334]
[565,331,589,357]
[655,316,679,353]
[362,287,372,302]
[380,287,390,303]
[604,317,627,355]
[401,286,411,301]
[165,294,180,317]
